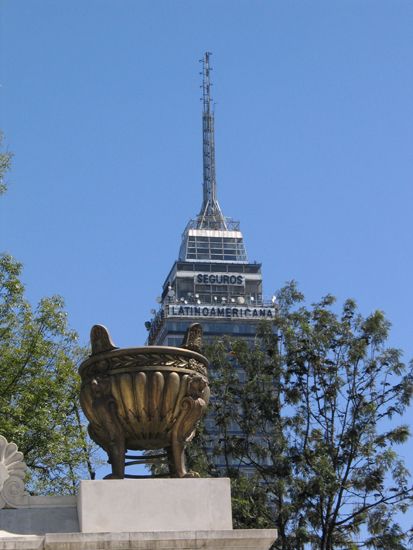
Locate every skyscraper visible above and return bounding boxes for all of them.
[147,52,275,348]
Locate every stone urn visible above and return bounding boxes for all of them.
[79,323,209,478]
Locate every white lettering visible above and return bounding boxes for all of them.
[194,272,245,286]
[167,305,276,319]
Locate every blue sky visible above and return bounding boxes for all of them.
[1,0,412,504]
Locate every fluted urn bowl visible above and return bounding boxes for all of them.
[79,324,209,478]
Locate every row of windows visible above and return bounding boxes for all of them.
[187,248,240,255]
[187,253,244,261]
[194,284,245,291]
[176,262,261,274]
[185,237,247,262]
[167,337,183,347]
[165,321,258,335]
[188,237,243,244]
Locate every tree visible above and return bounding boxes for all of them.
[0,131,12,196]
[0,136,97,494]
[0,254,97,494]
[192,282,413,549]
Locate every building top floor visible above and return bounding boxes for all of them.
[161,260,262,294]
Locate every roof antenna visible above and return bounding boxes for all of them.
[197,52,227,230]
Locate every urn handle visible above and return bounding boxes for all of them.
[90,325,118,355]
[181,323,203,353]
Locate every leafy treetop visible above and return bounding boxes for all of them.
[189,282,413,549]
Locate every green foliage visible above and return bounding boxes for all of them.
[195,282,413,550]
[0,132,12,195]
[0,254,97,494]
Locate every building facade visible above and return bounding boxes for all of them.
[147,52,275,349]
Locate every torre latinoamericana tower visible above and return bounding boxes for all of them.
[147,53,275,348]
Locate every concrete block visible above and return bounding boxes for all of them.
[77,479,233,533]
[0,508,79,535]
[0,533,43,550]
[27,496,76,508]
[44,529,278,549]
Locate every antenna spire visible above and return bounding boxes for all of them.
[197,52,227,230]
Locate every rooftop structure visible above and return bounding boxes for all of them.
[179,52,248,264]
[147,52,274,353]
[197,51,226,230]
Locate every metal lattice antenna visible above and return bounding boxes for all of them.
[197,52,227,230]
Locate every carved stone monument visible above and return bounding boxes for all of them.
[0,325,277,548]
[0,435,28,510]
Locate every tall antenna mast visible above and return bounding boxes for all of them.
[198,52,227,230]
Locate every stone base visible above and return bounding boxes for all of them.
[0,478,278,549]
[0,507,78,536]
[78,478,232,533]
[0,530,278,549]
